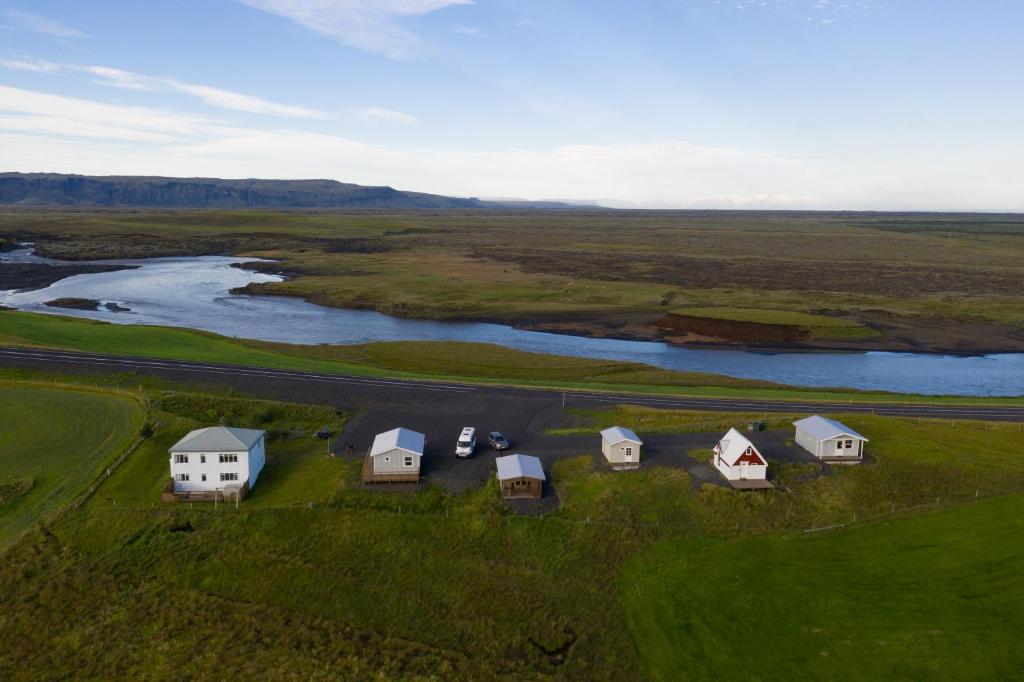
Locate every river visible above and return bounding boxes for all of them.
[1,248,1021,396]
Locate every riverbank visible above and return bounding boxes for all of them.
[3,208,1021,356]
[0,262,137,292]
[0,311,1021,403]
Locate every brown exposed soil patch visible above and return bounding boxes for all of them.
[654,313,811,343]
[0,263,136,292]
[44,297,101,311]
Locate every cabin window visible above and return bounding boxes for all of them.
[175,473,189,482]
[220,472,239,482]
[836,441,845,450]
[174,454,188,464]
[625,447,633,458]
[846,440,854,448]
[218,454,238,463]
[403,456,414,467]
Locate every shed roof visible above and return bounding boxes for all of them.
[169,426,265,453]
[495,453,546,481]
[370,427,425,458]
[714,427,766,467]
[600,426,642,445]
[793,416,868,442]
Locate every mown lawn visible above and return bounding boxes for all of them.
[620,492,1024,680]
[0,382,142,548]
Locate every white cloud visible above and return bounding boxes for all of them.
[1,84,1021,211]
[3,9,87,39]
[238,0,474,59]
[0,59,325,119]
[0,57,62,73]
[451,24,484,37]
[356,106,418,124]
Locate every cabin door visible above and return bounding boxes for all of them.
[740,462,749,479]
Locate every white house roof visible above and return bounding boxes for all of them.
[600,426,642,445]
[714,427,766,466]
[169,426,264,453]
[370,427,425,458]
[495,454,546,481]
[793,416,868,442]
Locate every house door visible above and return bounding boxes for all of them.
[740,462,749,479]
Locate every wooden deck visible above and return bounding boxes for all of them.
[727,478,774,490]
[361,453,420,484]
[818,455,863,465]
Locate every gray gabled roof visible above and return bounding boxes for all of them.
[793,416,868,442]
[169,426,265,453]
[495,453,546,481]
[600,426,642,445]
[370,427,425,458]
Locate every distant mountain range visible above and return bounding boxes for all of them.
[0,173,593,210]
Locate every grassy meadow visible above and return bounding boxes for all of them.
[1,368,1024,678]
[2,209,1022,351]
[0,382,142,549]
[621,493,1024,680]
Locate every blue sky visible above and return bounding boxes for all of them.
[1,0,1022,209]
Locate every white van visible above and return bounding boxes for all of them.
[455,427,476,457]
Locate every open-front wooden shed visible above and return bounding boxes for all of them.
[496,453,546,499]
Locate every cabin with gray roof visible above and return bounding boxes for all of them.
[713,427,772,489]
[362,427,425,483]
[793,416,868,462]
[167,426,266,500]
[496,453,546,499]
[600,426,643,469]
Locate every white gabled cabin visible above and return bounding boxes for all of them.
[793,416,867,462]
[600,426,643,468]
[168,426,266,495]
[713,427,771,489]
[363,427,425,482]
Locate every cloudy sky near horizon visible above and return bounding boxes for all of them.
[1,0,1022,210]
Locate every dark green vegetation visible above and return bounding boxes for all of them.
[622,494,1024,680]
[0,172,487,209]
[0,383,142,548]
[1,369,1023,678]
[2,208,1022,351]
[3,310,1023,406]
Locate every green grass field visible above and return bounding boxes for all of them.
[0,383,142,548]
[621,492,1024,680]
[1,372,1024,678]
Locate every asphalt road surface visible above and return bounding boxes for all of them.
[1,346,1021,424]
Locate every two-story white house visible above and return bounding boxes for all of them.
[168,426,266,495]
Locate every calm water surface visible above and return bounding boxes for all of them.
[1,249,1021,396]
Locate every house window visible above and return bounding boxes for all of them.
[218,454,238,463]
[200,455,206,464]
[175,473,190,482]
[220,472,239,482]
[201,474,207,482]
[846,440,854,449]
[836,441,845,450]
[174,454,188,464]
[403,456,414,467]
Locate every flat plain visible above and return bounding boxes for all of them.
[2,208,1022,352]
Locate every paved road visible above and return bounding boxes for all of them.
[0,345,1020,422]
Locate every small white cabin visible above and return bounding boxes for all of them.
[368,427,425,476]
[793,416,867,462]
[600,426,643,468]
[713,428,771,489]
[168,426,266,494]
